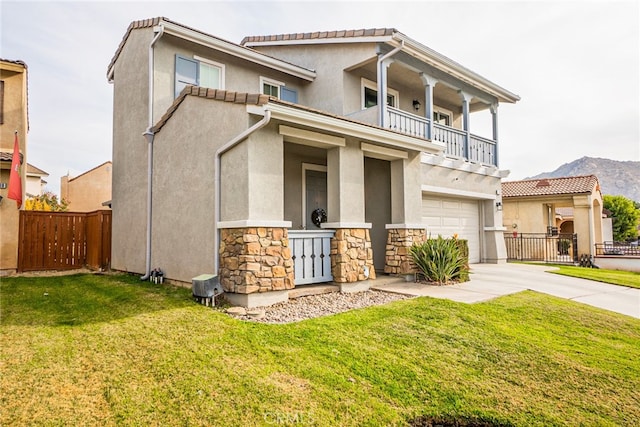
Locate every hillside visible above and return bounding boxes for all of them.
[527,157,640,202]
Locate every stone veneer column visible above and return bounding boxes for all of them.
[384,228,427,275]
[219,227,294,294]
[330,228,376,283]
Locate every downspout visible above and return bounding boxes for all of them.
[213,109,272,274]
[140,25,164,281]
[376,40,404,127]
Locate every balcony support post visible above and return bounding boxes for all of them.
[459,91,473,160]
[420,73,437,140]
[491,103,499,167]
[376,42,403,128]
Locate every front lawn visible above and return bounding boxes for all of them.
[546,264,640,288]
[1,274,639,426]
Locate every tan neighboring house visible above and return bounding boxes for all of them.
[25,163,48,197]
[60,161,112,212]
[0,59,28,274]
[501,175,605,257]
[107,18,520,306]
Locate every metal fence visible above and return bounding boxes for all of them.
[504,232,578,264]
[595,241,640,256]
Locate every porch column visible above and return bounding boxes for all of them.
[420,73,437,140]
[491,103,499,166]
[218,129,294,303]
[573,195,595,256]
[325,144,374,284]
[459,91,473,160]
[385,151,426,276]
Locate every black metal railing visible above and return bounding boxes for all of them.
[504,232,578,264]
[595,241,640,256]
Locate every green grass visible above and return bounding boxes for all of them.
[545,264,640,289]
[1,274,639,426]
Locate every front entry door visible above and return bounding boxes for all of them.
[305,168,327,229]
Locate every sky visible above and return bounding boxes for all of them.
[1,0,638,196]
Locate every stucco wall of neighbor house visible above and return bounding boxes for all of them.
[111,27,154,275]
[60,163,112,212]
[151,96,250,282]
[1,61,28,273]
[502,200,548,234]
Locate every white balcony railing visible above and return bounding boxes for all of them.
[288,230,334,285]
[386,107,497,166]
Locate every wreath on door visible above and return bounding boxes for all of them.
[311,208,327,228]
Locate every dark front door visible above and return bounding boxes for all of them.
[364,157,391,272]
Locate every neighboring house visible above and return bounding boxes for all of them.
[25,163,48,197]
[0,59,28,274]
[107,18,520,306]
[501,175,605,257]
[60,161,112,212]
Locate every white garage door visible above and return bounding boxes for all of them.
[422,196,481,263]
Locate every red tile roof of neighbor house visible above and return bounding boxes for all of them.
[502,175,600,198]
[241,28,396,45]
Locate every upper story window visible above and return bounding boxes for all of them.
[361,78,398,109]
[260,76,298,103]
[433,110,451,126]
[175,55,225,98]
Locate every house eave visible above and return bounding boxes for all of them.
[158,21,316,82]
[391,34,520,104]
[249,102,445,155]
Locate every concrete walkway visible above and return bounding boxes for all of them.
[371,263,640,319]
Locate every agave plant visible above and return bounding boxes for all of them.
[410,235,468,285]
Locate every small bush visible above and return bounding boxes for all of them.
[410,235,469,285]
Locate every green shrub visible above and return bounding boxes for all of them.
[410,235,469,285]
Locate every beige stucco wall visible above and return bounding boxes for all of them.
[0,61,28,272]
[151,96,251,282]
[60,162,112,212]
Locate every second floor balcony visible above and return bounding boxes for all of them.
[386,106,497,166]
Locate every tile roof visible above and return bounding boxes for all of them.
[241,28,396,45]
[502,175,600,198]
[0,151,24,164]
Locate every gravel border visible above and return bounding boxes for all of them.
[227,290,413,324]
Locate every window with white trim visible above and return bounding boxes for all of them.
[260,76,298,103]
[433,110,451,126]
[361,78,399,109]
[175,55,225,98]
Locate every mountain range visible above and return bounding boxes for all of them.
[526,156,640,202]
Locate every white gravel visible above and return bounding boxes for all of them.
[229,290,412,324]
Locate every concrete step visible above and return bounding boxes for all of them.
[288,284,339,299]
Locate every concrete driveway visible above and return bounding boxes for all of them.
[371,263,640,319]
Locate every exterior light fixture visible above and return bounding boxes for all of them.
[412,99,421,111]
[496,201,502,211]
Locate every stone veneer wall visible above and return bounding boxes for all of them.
[384,228,427,275]
[330,228,376,283]
[219,227,294,294]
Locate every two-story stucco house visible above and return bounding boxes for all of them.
[107,18,520,307]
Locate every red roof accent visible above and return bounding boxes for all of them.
[502,175,600,198]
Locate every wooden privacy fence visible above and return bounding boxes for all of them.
[18,210,111,272]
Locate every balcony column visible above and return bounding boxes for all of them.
[459,91,473,160]
[377,57,395,128]
[420,73,437,140]
[491,103,499,166]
